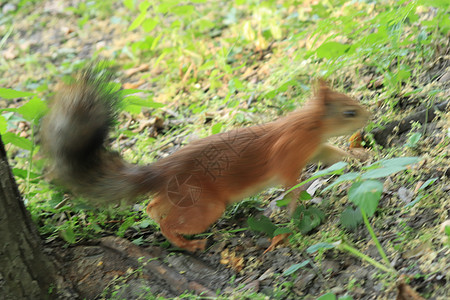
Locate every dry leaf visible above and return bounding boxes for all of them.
[122,79,145,90]
[349,131,364,148]
[124,64,149,77]
[2,46,17,60]
[402,243,430,259]
[263,233,291,254]
[181,63,195,83]
[439,220,450,233]
[220,249,244,272]
[413,181,423,194]
[61,26,75,35]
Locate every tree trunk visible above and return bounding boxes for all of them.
[0,135,57,299]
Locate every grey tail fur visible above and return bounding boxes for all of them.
[40,64,164,205]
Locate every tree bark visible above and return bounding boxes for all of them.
[0,135,57,299]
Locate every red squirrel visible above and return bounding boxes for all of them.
[41,66,369,252]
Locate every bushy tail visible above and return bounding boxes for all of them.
[40,64,164,205]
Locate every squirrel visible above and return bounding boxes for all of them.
[40,65,369,252]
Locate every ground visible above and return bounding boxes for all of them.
[0,0,449,299]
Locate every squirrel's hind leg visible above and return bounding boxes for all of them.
[147,194,227,252]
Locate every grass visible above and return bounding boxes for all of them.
[0,0,449,298]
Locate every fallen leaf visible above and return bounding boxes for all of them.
[220,249,244,272]
[61,26,75,35]
[306,178,325,196]
[439,220,450,233]
[181,62,195,83]
[349,131,364,148]
[122,79,145,90]
[402,243,430,259]
[413,181,423,194]
[2,46,18,60]
[263,233,291,254]
[124,64,150,77]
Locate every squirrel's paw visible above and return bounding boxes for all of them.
[183,238,207,252]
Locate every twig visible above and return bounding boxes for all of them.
[370,101,449,147]
[100,236,216,297]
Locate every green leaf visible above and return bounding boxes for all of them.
[306,242,335,254]
[60,226,76,244]
[2,132,33,150]
[377,157,420,168]
[119,89,146,96]
[17,97,47,122]
[314,161,347,177]
[196,19,215,31]
[407,132,422,147]
[12,168,40,182]
[172,5,194,16]
[445,226,450,237]
[273,227,292,236]
[315,42,351,59]
[276,196,291,207]
[211,122,223,135]
[132,236,145,246]
[338,296,353,300]
[404,194,423,208]
[0,88,34,99]
[348,180,383,217]
[151,33,163,50]
[397,70,411,81]
[123,96,165,113]
[282,260,310,276]
[139,219,153,228]
[229,78,244,91]
[277,79,297,93]
[142,18,158,32]
[340,207,363,230]
[322,172,359,192]
[0,115,6,134]
[317,293,337,300]
[247,215,278,238]
[299,190,312,201]
[123,0,134,10]
[418,0,449,9]
[129,11,146,31]
[418,177,437,191]
[138,1,151,12]
[361,157,419,179]
[361,165,408,179]
[293,206,325,234]
[287,161,347,193]
[117,217,135,237]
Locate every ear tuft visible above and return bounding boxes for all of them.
[315,78,331,104]
[318,78,329,89]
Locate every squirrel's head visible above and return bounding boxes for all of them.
[314,79,370,139]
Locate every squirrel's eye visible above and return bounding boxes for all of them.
[342,110,356,117]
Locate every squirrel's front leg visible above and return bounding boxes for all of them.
[309,143,352,165]
[285,143,359,214]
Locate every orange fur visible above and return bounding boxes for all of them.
[41,67,369,252]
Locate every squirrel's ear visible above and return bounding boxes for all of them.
[315,78,331,104]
